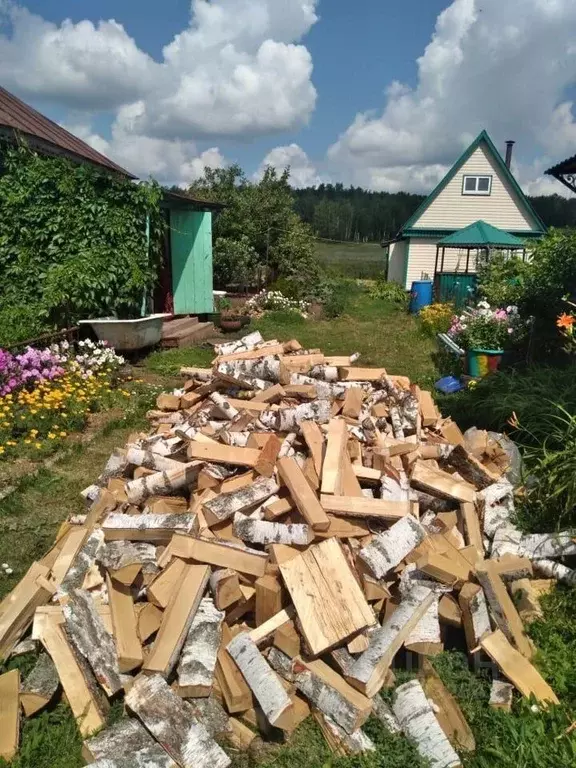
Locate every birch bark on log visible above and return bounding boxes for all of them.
[63,589,122,696]
[83,718,176,768]
[479,481,514,538]
[358,516,427,579]
[97,449,129,486]
[313,711,375,756]
[125,674,231,768]
[177,598,224,698]
[233,513,311,546]
[58,529,105,598]
[488,680,514,711]
[125,447,182,473]
[372,694,402,733]
[203,477,280,527]
[216,357,282,382]
[102,513,198,542]
[20,653,59,716]
[519,532,576,559]
[458,583,492,651]
[533,559,576,585]
[393,680,461,768]
[226,632,294,729]
[97,541,159,578]
[259,400,332,432]
[126,463,201,505]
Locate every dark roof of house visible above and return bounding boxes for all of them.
[162,188,225,211]
[0,86,135,178]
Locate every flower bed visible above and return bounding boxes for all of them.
[244,290,309,317]
[448,301,529,351]
[0,339,134,460]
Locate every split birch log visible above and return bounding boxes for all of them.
[63,588,122,696]
[509,580,542,623]
[106,574,143,674]
[347,586,435,697]
[216,356,282,383]
[519,532,576,559]
[313,711,375,756]
[209,392,240,420]
[478,480,514,538]
[0,669,19,762]
[83,718,176,768]
[125,447,183,473]
[203,476,280,527]
[233,513,311,546]
[444,444,500,489]
[393,680,461,768]
[291,656,372,734]
[125,462,201,505]
[358,515,427,579]
[421,659,475,752]
[533,558,576,585]
[210,568,243,610]
[259,400,332,432]
[20,652,59,716]
[97,541,159,580]
[458,583,492,651]
[226,632,294,729]
[125,674,231,768]
[372,694,402,733]
[0,561,54,659]
[97,448,129,485]
[488,680,514,711]
[405,595,442,654]
[177,598,224,698]
[102,513,198,542]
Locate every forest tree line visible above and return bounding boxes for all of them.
[292,184,576,243]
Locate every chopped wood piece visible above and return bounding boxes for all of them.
[358,515,427,579]
[321,419,348,495]
[0,561,53,660]
[215,624,253,713]
[313,710,375,757]
[342,387,364,419]
[510,579,543,623]
[438,595,462,628]
[102,513,197,543]
[188,442,261,467]
[38,614,107,736]
[0,669,19,761]
[147,557,188,608]
[273,620,301,658]
[170,534,268,577]
[157,393,181,411]
[440,418,464,446]
[277,456,330,531]
[254,434,282,477]
[352,465,382,482]
[136,603,163,643]
[252,383,286,403]
[63,588,122,696]
[178,597,224,698]
[234,513,311,547]
[144,564,211,678]
[372,694,401,733]
[83,718,175,768]
[491,556,533,582]
[320,495,411,520]
[393,680,461,768]
[280,538,375,656]
[51,527,88,586]
[476,562,533,658]
[446,444,500,489]
[480,630,559,705]
[411,461,475,503]
[126,447,182,473]
[126,674,231,768]
[228,718,258,749]
[347,586,435,697]
[415,551,471,586]
[255,575,284,627]
[489,679,514,711]
[421,659,475,752]
[460,502,484,559]
[126,463,201,505]
[292,656,372,734]
[315,515,370,539]
[203,476,280,527]
[106,574,143,674]
[300,420,325,475]
[417,389,440,427]
[226,632,294,729]
[210,569,243,610]
[338,367,386,381]
[263,496,294,520]
[20,653,59,716]
[458,583,491,651]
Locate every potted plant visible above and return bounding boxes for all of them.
[447,301,528,377]
[218,297,244,332]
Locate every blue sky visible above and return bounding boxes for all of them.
[1,0,575,194]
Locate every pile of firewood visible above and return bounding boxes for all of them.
[1,331,573,768]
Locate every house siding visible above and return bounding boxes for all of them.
[413,144,537,231]
[388,239,407,284]
[405,238,438,288]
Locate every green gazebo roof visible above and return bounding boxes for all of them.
[437,221,526,249]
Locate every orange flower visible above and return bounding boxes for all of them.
[557,313,575,329]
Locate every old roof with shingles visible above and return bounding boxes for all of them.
[0,86,135,177]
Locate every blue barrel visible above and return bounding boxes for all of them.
[409,280,433,314]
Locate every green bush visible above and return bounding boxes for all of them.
[0,302,52,347]
[419,302,454,335]
[476,252,530,307]
[369,277,409,308]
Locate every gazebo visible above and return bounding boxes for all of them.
[434,220,527,305]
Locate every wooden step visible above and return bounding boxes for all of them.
[161,321,215,348]
[162,316,199,337]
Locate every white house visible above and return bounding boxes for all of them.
[387,130,546,292]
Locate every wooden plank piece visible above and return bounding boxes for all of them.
[320,495,411,520]
[0,669,19,761]
[106,573,143,673]
[321,419,348,495]
[170,534,268,577]
[277,456,330,531]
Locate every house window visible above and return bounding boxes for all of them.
[462,175,492,195]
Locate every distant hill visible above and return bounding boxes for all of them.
[293,184,576,243]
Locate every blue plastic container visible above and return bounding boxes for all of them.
[409,280,433,314]
[435,376,465,394]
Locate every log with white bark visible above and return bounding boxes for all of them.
[405,594,441,650]
[226,632,294,729]
[58,529,105,598]
[209,392,240,420]
[144,435,184,457]
[307,365,339,382]
[389,407,405,439]
[488,680,514,711]
[203,476,280,527]
[372,694,402,733]
[63,589,122,697]
[83,718,176,768]
[259,400,331,432]
[533,559,576,585]
[125,447,183,473]
[216,356,282,383]
[233,513,311,546]
[314,711,376,756]
[126,463,201,505]
[20,653,59,716]
[125,674,231,768]
[479,480,514,538]
[188,696,231,739]
[97,449,129,486]
[347,586,435,697]
[97,541,158,578]
[177,598,224,698]
[102,513,198,542]
[393,680,461,768]
[358,515,427,579]
[519,532,576,560]
[267,646,296,682]
[490,525,522,559]
[219,431,250,447]
[215,332,263,356]
[458,583,492,651]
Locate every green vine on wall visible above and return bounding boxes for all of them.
[0,143,164,343]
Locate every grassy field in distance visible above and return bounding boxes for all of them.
[314,239,385,279]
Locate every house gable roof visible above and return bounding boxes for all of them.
[401,130,546,234]
[0,86,135,178]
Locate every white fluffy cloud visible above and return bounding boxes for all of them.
[328,0,576,193]
[255,143,322,187]
[0,0,318,139]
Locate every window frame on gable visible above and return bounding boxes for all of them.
[462,174,493,196]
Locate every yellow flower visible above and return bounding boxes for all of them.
[48,432,56,439]
[30,409,38,415]
[59,431,67,438]
[30,429,38,436]
[34,442,42,449]
[24,439,31,444]
[0,446,4,454]
[2,422,10,428]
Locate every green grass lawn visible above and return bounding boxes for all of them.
[314,240,385,279]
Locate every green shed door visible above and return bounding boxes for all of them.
[435,273,477,308]
[170,210,213,314]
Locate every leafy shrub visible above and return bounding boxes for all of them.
[448,302,529,351]
[324,291,347,318]
[369,277,409,307]
[0,303,51,347]
[419,303,454,335]
[213,235,258,289]
[476,252,530,307]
